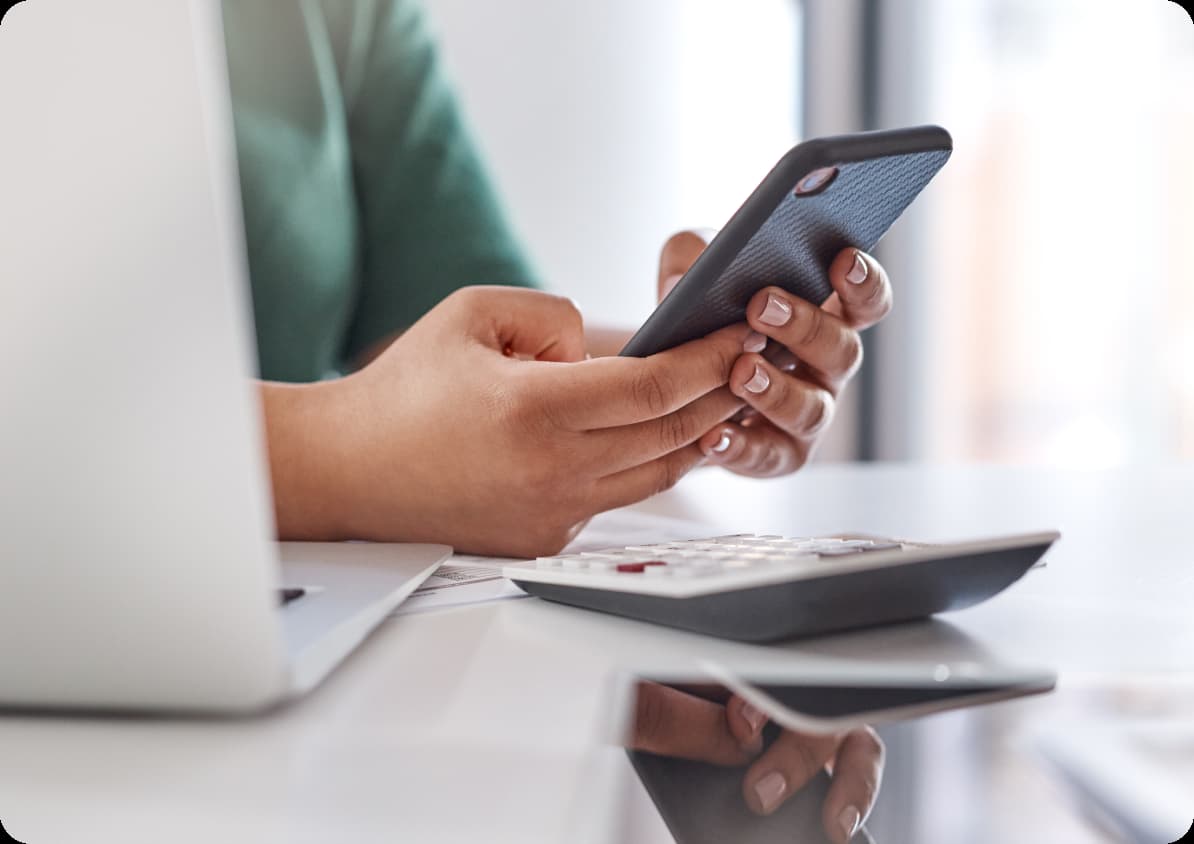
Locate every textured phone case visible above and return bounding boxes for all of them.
[622,127,952,357]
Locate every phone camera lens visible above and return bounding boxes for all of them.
[795,166,838,196]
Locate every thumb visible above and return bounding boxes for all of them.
[455,285,587,363]
[658,228,717,301]
[629,682,757,766]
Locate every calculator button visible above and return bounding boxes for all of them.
[816,546,866,557]
[616,561,667,574]
[536,558,564,569]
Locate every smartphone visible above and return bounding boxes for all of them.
[620,126,952,357]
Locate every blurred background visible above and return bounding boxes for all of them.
[423,0,1193,467]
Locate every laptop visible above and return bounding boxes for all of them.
[0,0,450,712]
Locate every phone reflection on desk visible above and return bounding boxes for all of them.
[623,681,881,844]
[615,673,1194,844]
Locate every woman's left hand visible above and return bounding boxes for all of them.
[657,230,894,477]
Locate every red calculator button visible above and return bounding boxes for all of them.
[616,561,667,574]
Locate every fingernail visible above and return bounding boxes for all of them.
[744,365,770,394]
[743,331,768,353]
[846,251,869,284]
[740,700,767,733]
[708,430,732,454]
[838,805,861,841]
[759,293,792,326]
[753,771,787,814]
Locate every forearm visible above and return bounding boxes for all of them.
[259,379,362,540]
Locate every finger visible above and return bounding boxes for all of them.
[591,444,706,512]
[822,728,885,844]
[453,285,588,363]
[628,682,757,766]
[742,730,843,816]
[534,323,752,430]
[825,249,892,330]
[589,387,744,474]
[696,420,805,478]
[728,355,836,447]
[660,273,684,301]
[726,695,769,751]
[657,229,716,300]
[745,289,864,389]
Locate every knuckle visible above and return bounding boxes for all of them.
[787,443,811,473]
[711,336,741,380]
[659,410,696,453]
[791,736,823,782]
[804,390,835,434]
[752,446,786,477]
[549,292,584,326]
[862,266,889,304]
[860,727,886,762]
[842,332,865,377]
[797,305,825,348]
[631,368,675,418]
[633,684,667,750]
[446,284,485,311]
[855,268,893,317]
[757,366,789,412]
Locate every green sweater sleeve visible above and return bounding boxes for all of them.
[328,0,540,363]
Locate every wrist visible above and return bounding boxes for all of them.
[260,376,365,540]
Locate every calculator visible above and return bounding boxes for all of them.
[503,531,1059,642]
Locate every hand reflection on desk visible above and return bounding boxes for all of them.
[626,682,884,844]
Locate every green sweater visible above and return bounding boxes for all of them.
[223,0,537,382]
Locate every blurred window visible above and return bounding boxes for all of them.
[423,0,800,328]
[911,0,1194,465]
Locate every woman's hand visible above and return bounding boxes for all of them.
[262,286,751,557]
[629,681,884,843]
[658,231,894,476]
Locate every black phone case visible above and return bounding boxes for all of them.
[621,126,952,357]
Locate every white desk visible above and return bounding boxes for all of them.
[1,464,1191,843]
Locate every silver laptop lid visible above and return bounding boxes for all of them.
[0,0,288,709]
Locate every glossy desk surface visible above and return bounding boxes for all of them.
[1,464,1190,843]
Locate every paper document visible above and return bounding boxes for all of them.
[396,556,525,615]
[393,509,715,616]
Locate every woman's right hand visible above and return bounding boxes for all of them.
[262,286,751,557]
[629,682,884,843]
